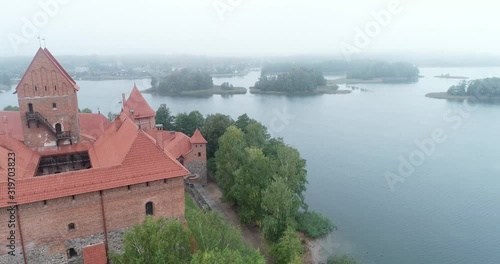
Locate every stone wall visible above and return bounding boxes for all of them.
[186,160,207,186]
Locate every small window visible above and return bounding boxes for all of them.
[43,200,47,206]
[164,179,167,184]
[146,182,149,187]
[68,248,77,258]
[145,202,153,215]
[52,103,57,109]
[55,85,57,90]
[127,185,131,191]
[198,152,201,157]
[45,86,47,91]
[35,86,37,91]
[68,223,75,230]
[72,195,76,201]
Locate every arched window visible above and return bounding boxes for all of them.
[55,123,62,134]
[28,103,33,113]
[68,248,77,258]
[145,202,154,215]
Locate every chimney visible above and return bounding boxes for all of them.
[155,130,164,150]
[121,93,126,111]
[114,115,122,130]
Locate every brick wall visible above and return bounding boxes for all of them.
[0,177,185,264]
[17,51,80,148]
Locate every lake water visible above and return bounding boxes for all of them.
[2,68,500,264]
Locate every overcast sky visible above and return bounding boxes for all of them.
[0,0,497,57]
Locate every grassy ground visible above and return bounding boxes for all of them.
[185,192,199,213]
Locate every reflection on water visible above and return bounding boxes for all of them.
[1,68,500,264]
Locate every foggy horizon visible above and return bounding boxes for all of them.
[0,0,498,58]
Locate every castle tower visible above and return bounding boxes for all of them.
[122,85,156,130]
[188,128,208,185]
[16,48,81,148]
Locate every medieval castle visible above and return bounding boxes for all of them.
[0,48,207,264]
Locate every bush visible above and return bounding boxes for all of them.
[326,255,358,264]
[190,249,265,264]
[297,211,336,238]
[269,226,303,264]
[111,217,193,264]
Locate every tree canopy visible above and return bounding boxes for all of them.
[175,110,205,136]
[447,78,500,97]
[156,104,176,130]
[346,61,419,81]
[3,105,19,111]
[254,67,327,92]
[111,217,193,264]
[158,68,213,94]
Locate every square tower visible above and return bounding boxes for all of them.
[16,48,81,148]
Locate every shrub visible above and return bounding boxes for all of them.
[269,226,303,264]
[296,211,336,238]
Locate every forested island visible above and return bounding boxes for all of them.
[0,73,11,91]
[250,67,343,94]
[143,68,246,96]
[262,61,420,84]
[426,78,500,101]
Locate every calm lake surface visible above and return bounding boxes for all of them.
[2,68,500,264]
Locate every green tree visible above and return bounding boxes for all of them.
[3,105,19,111]
[262,178,301,242]
[244,120,270,148]
[233,147,273,224]
[107,112,115,121]
[269,226,303,264]
[156,104,176,130]
[272,144,308,207]
[151,76,159,88]
[80,108,93,113]
[215,126,247,203]
[158,68,213,94]
[111,217,193,264]
[175,111,205,136]
[201,113,234,159]
[186,210,263,261]
[234,114,252,132]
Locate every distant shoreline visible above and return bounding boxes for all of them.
[329,77,418,84]
[249,85,351,95]
[142,85,247,96]
[426,92,500,101]
[434,75,469,80]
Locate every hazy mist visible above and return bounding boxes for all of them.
[0,0,498,57]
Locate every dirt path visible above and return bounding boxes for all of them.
[204,183,271,259]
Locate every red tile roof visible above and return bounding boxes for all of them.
[0,111,23,141]
[123,86,155,118]
[79,113,112,141]
[0,134,40,180]
[145,130,193,159]
[190,128,207,144]
[0,114,190,208]
[83,243,107,264]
